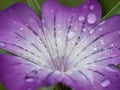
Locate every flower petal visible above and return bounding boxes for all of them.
[42,0,102,26]
[0,54,62,90]
[62,15,120,90]
[0,3,53,67]
[40,0,101,60]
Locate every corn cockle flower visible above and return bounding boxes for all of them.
[0,0,120,90]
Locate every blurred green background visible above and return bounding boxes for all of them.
[0,0,120,16]
[0,0,120,90]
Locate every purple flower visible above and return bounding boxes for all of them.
[0,0,120,90]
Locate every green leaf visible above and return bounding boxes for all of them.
[0,49,10,54]
[0,83,6,90]
[116,64,120,70]
[37,85,55,90]
[57,0,84,7]
[102,1,120,20]
[27,0,41,16]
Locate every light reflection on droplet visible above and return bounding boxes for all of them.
[89,29,94,34]
[20,28,24,31]
[93,47,97,51]
[68,31,75,39]
[51,9,54,13]
[73,27,77,31]
[118,31,120,34]
[13,21,16,24]
[90,5,94,10]
[78,16,85,21]
[100,79,111,88]
[0,42,6,48]
[57,24,61,27]
[25,70,38,83]
[99,28,103,31]
[100,39,104,45]
[87,13,97,24]
[110,44,114,47]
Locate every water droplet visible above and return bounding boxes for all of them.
[108,64,116,69]
[99,28,103,31]
[57,37,61,41]
[100,39,104,45]
[74,27,78,31]
[118,31,120,34]
[72,41,75,44]
[93,47,97,51]
[87,13,97,24]
[90,5,94,10]
[57,24,61,27]
[25,70,38,83]
[25,77,35,83]
[83,28,86,32]
[58,30,62,34]
[13,21,16,24]
[110,44,114,47]
[78,16,85,21]
[20,28,24,31]
[101,79,111,88]
[0,43,6,48]
[68,31,75,39]
[50,9,54,13]
[89,29,94,34]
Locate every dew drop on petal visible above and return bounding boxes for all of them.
[90,5,94,10]
[89,29,94,34]
[25,70,38,83]
[57,24,61,27]
[74,27,78,31]
[108,64,116,69]
[118,31,120,34]
[68,31,75,39]
[13,21,16,24]
[50,9,54,13]
[72,41,75,44]
[20,28,24,31]
[87,13,97,24]
[110,44,114,47]
[100,79,111,88]
[93,47,97,51]
[26,77,35,83]
[99,28,103,31]
[100,39,104,45]
[83,28,86,32]
[0,42,6,48]
[58,30,62,34]
[78,16,85,21]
